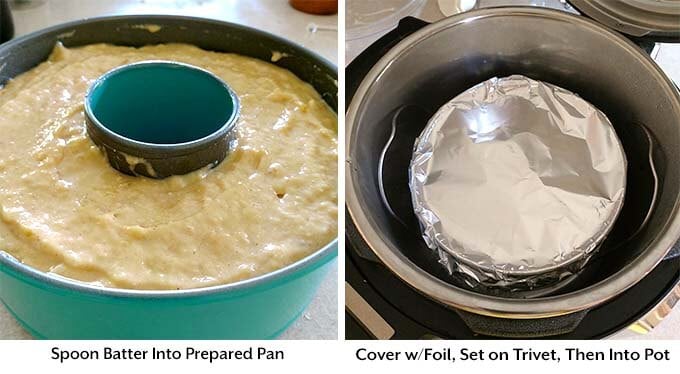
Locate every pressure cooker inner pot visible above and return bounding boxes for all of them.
[349,11,680,302]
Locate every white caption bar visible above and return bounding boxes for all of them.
[0,340,678,373]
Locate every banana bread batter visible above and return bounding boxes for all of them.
[0,43,337,290]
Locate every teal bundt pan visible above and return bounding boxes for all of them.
[0,15,338,339]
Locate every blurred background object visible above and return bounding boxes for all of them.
[290,0,338,15]
[0,0,14,43]
[5,0,337,62]
[436,0,476,16]
[345,0,426,62]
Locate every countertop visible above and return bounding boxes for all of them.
[0,0,338,340]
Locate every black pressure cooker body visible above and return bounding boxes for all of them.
[345,15,680,339]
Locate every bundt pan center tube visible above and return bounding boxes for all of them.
[346,7,680,321]
[0,15,338,339]
[84,60,241,179]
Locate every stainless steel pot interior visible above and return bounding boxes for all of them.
[346,7,680,318]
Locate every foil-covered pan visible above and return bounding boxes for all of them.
[409,75,627,290]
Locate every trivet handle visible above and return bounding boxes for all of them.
[378,105,431,227]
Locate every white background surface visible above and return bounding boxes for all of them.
[0,340,676,371]
[0,0,338,340]
[0,340,678,372]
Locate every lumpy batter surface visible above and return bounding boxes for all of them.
[0,44,337,290]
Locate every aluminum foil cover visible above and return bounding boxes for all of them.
[409,75,627,289]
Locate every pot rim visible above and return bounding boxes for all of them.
[346,6,680,319]
[0,14,339,299]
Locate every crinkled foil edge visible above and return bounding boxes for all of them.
[408,76,627,292]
